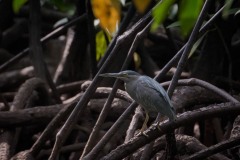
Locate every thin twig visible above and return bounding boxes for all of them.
[86,0,97,76]
[0,78,48,159]
[184,136,240,160]
[0,14,87,73]
[165,1,212,159]
[161,78,239,103]
[155,3,227,83]
[29,0,61,103]
[167,0,211,97]
[30,102,76,156]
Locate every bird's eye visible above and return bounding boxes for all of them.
[122,73,128,77]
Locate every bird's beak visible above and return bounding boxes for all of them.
[99,73,121,78]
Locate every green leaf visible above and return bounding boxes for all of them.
[12,0,28,13]
[179,0,203,37]
[166,21,180,29]
[151,0,176,31]
[96,30,111,61]
[49,0,75,14]
[222,0,233,19]
[188,32,207,58]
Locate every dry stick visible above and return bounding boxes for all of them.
[175,134,230,160]
[100,102,240,160]
[0,89,132,128]
[162,78,239,160]
[141,134,229,160]
[29,0,61,103]
[86,0,97,76]
[161,78,239,103]
[29,102,77,157]
[5,87,130,156]
[167,0,211,97]
[0,14,87,73]
[0,94,10,111]
[83,103,139,160]
[184,136,240,160]
[228,115,240,159]
[80,20,153,159]
[48,14,152,160]
[38,143,86,159]
[155,3,228,83]
[0,78,48,159]
[164,0,212,159]
[0,104,68,127]
[140,143,154,160]
[29,0,45,79]
[124,106,142,143]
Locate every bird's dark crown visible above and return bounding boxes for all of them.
[119,70,140,77]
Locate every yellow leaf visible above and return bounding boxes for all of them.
[91,0,121,34]
[133,52,141,69]
[133,0,151,14]
[96,30,111,61]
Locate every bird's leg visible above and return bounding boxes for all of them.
[156,120,163,132]
[139,112,149,137]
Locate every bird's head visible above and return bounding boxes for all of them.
[100,70,140,82]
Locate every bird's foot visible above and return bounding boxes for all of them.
[153,123,163,133]
[136,130,148,137]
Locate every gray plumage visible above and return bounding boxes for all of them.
[100,70,176,133]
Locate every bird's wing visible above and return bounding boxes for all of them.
[138,76,176,120]
[140,76,173,107]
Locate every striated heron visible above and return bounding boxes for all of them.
[100,70,176,134]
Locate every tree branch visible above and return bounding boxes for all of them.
[100,102,240,160]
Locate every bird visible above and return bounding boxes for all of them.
[100,70,176,135]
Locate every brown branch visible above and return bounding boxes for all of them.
[0,88,131,128]
[100,102,240,160]
[164,1,211,158]
[29,0,45,79]
[37,143,86,159]
[0,14,87,73]
[175,134,230,160]
[171,86,224,111]
[0,66,33,90]
[0,78,49,159]
[56,80,85,94]
[162,78,239,103]
[228,115,240,159]
[29,0,61,103]
[0,104,64,127]
[184,136,240,160]
[133,134,230,160]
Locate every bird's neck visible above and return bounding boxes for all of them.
[124,80,138,99]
